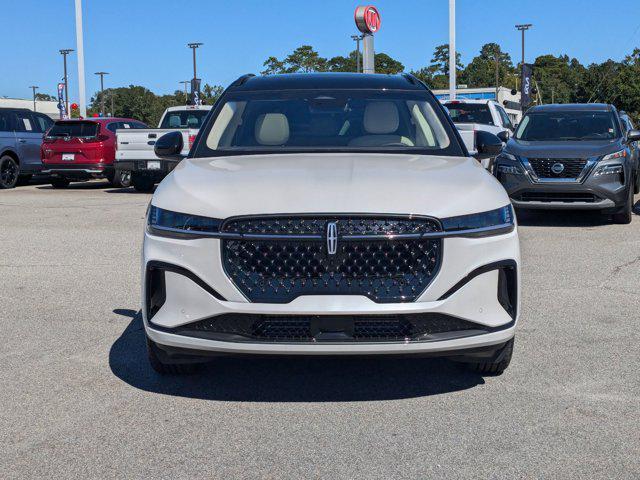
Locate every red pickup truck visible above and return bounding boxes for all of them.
[41,117,148,188]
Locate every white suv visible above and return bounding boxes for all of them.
[143,73,520,375]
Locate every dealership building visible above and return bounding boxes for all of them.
[0,97,60,119]
[432,86,523,123]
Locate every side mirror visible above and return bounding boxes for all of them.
[626,129,640,143]
[154,131,185,160]
[475,130,503,160]
[497,131,510,143]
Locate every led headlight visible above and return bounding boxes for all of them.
[601,149,626,161]
[441,205,515,237]
[147,206,222,238]
[495,152,523,175]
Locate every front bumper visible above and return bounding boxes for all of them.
[495,156,629,211]
[142,228,520,356]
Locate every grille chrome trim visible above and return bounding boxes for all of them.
[520,156,597,184]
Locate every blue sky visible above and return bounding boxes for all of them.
[2,0,640,102]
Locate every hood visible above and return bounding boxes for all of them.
[152,153,510,219]
[506,138,623,159]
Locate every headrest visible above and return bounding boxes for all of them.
[255,113,289,145]
[168,115,181,128]
[364,102,399,134]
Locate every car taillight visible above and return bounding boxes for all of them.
[188,133,196,150]
[82,134,109,143]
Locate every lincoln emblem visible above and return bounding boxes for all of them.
[327,222,338,255]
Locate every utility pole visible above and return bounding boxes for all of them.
[59,49,74,117]
[515,24,532,112]
[187,42,203,102]
[179,80,189,102]
[495,51,500,102]
[75,0,87,118]
[351,34,363,73]
[29,86,39,112]
[448,0,456,100]
[94,72,109,116]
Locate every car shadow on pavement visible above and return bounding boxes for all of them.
[36,181,113,190]
[109,310,486,402]
[515,207,638,227]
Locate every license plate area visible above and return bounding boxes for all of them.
[147,161,161,170]
[310,316,354,340]
[62,153,75,161]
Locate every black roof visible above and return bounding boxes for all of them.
[228,73,424,91]
[528,103,613,112]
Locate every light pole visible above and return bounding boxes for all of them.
[351,34,363,73]
[94,71,109,116]
[187,42,203,102]
[515,24,532,111]
[75,0,87,118]
[29,86,39,112]
[59,49,74,116]
[179,80,189,102]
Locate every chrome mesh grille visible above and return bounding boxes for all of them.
[221,216,442,303]
[528,158,588,179]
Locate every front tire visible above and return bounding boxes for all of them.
[465,338,514,376]
[132,173,155,193]
[612,185,633,224]
[0,155,19,189]
[146,336,200,375]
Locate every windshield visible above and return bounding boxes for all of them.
[444,103,493,125]
[193,89,462,157]
[160,110,209,129]
[48,121,98,138]
[516,111,621,141]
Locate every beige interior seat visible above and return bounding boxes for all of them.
[255,113,289,146]
[348,101,414,147]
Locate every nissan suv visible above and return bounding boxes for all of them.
[142,73,519,376]
[494,104,640,223]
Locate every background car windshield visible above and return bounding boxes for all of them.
[444,103,493,124]
[48,121,98,137]
[200,90,452,154]
[516,111,620,141]
[160,110,209,129]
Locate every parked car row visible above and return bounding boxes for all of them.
[0,104,211,191]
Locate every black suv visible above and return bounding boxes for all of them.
[494,104,640,223]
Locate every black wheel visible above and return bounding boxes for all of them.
[146,336,200,375]
[465,338,514,376]
[16,174,33,186]
[0,155,19,189]
[132,173,155,193]
[50,178,70,189]
[111,169,131,188]
[612,185,633,224]
[634,169,640,195]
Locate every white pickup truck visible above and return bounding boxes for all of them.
[443,99,514,170]
[115,105,212,192]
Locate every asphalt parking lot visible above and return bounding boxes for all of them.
[1,181,639,479]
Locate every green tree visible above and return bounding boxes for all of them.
[463,43,515,88]
[431,44,463,76]
[375,53,404,74]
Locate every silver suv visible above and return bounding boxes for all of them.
[0,108,53,188]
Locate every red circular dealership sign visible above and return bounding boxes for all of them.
[354,6,381,34]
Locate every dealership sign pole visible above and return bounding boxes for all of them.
[449,0,456,100]
[354,6,381,74]
[75,0,87,118]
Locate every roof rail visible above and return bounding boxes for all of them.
[401,73,418,85]
[230,74,256,87]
